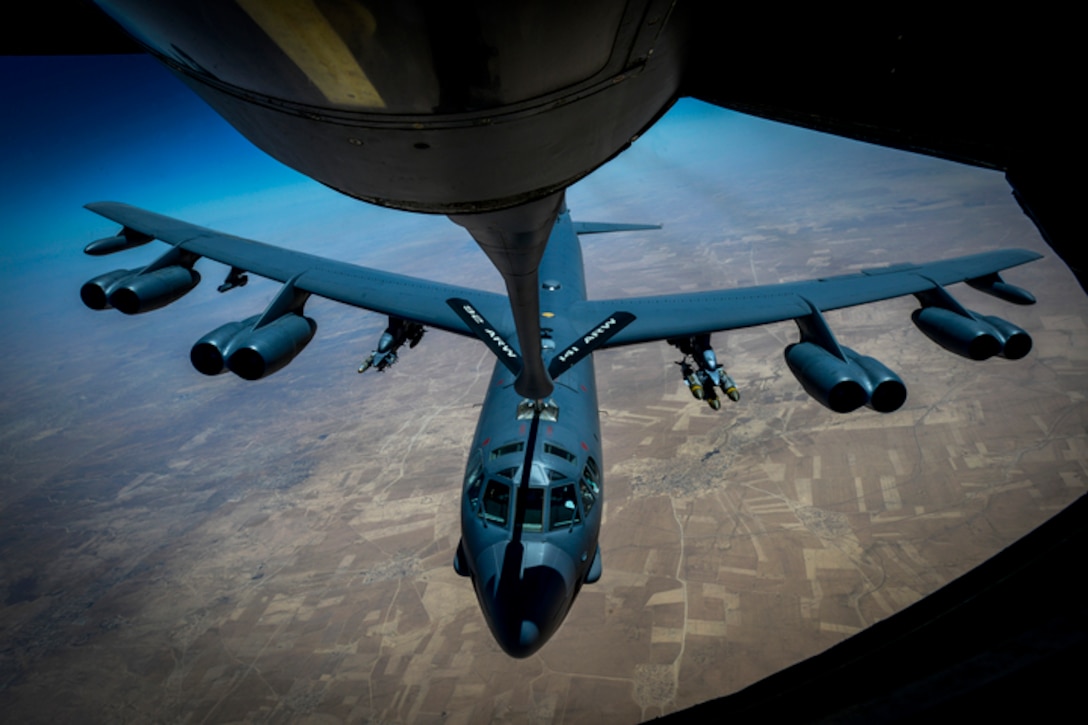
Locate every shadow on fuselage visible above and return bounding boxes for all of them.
[474,538,577,657]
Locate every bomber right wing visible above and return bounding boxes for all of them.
[567,248,1041,413]
[572,249,1041,348]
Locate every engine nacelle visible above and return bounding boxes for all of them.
[850,352,909,413]
[785,342,906,413]
[911,307,1030,361]
[80,268,140,310]
[225,313,317,380]
[981,315,1033,360]
[107,266,201,315]
[190,315,261,375]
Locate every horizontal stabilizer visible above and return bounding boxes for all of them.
[571,221,662,235]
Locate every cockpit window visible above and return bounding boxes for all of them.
[481,480,511,527]
[583,457,600,487]
[550,484,581,529]
[490,442,524,460]
[580,456,600,515]
[579,479,597,515]
[543,443,577,463]
[522,487,544,532]
[496,467,519,480]
[547,468,567,481]
[465,451,483,509]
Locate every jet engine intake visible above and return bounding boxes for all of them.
[850,352,909,413]
[80,268,140,310]
[911,307,1031,360]
[106,266,201,315]
[190,315,261,376]
[785,342,906,413]
[225,313,317,381]
[981,315,1033,360]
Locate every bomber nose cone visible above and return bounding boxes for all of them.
[517,620,542,652]
[474,541,577,658]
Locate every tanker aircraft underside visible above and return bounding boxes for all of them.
[80,198,1040,656]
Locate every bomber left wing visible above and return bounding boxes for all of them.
[81,201,512,380]
[84,202,510,335]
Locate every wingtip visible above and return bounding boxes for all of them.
[84,201,127,213]
[1011,248,1044,262]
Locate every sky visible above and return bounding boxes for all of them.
[0,53,901,265]
[1,56,314,262]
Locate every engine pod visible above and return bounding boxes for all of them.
[190,315,262,375]
[784,343,907,414]
[849,350,907,413]
[80,268,140,310]
[784,342,869,413]
[981,315,1033,360]
[911,307,1001,360]
[108,266,201,315]
[226,313,317,380]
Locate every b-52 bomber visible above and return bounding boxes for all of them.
[80,196,1039,656]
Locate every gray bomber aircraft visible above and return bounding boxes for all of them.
[80,196,1039,656]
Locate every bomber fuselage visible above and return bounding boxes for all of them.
[455,208,604,657]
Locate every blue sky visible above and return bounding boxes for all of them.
[0,54,883,267]
[1,55,314,264]
[0,53,1038,337]
[0,56,688,313]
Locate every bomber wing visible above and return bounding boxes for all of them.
[572,250,1042,348]
[84,201,511,339]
